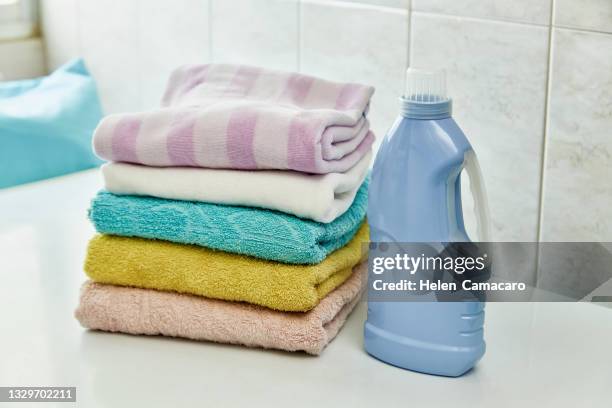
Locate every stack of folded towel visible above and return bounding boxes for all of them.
[75,64,375,355]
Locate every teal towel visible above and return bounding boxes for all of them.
[89,179,368,264]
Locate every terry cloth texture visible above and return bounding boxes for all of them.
[89,179,368,265]
[75,262,366,355]
[93,63,375,174]
[101,151,371,223]
[84,223,369,312]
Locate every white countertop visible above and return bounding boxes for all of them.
[1,169,611,408]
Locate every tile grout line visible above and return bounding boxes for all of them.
[530,0,557,342]
[136,0,144,110]
[535,0,556,258]
[297,0,301,71]
[412,9,612,38]
[406,0,412,70]
[208,0,213,61]
[407,0,414,70]
[300,0,407,15]
[554,25,612,36]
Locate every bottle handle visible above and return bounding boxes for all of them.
[463,150,491,242]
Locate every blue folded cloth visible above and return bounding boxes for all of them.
[0,59,103,188]
[89,179,368,264]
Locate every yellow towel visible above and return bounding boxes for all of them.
[85,223,369,312]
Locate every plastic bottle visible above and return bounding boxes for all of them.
[364,68,491,377]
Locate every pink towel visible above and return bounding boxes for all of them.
[93,64,375,174]
[75,263,365,355]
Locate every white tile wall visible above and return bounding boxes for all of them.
[211,0,298,71]
[77,0,141,113]
[40,0,79,71]
[38,0,612,242]
[541,29,612,241]
[410,13,550,241]
[300,0,409,148]
[139,0,210,109]
[555,0,612,34]
[41,0,210,113]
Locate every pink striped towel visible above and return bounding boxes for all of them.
[93,64,375,174]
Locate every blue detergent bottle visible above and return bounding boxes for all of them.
[364,68,491,377]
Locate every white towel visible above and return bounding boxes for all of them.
[101,151,371,223]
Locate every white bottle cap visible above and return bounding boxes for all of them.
[404,68,449,103]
